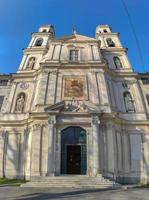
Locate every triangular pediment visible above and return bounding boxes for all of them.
[58,34,96,42]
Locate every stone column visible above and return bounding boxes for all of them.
[24,128,32,180]
[90,115,100,177]
[47,115,56,176]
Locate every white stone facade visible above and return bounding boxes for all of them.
[0,24,149,184]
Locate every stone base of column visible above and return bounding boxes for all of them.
[88,168,100,177]
[46,173,55,177]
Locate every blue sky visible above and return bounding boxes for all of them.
[0,0,149,74]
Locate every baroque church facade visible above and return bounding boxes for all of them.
[0,24,149,184]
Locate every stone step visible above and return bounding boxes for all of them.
[21,175,121,189]
[30,181,112,184]
[30,180,112,184]
[21,183,119,189]
[31,176,113,183]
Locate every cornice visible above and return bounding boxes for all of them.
[23,47,48,54]
[101,47,127,53]
[102,113,149,126]
[40,61,105,68]
[31,32,53,37]
[12,72,37,79]
[98,32,119,36]
[0,111,148,126]
[105,67,138,78]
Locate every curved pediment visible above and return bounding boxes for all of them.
[45,100,105,114]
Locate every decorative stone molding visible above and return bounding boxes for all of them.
[20,82,29,90]
[45,100,106,114]
[64,99,87,112]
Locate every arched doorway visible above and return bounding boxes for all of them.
[61,126,87,175]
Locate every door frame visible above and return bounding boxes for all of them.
[58,126,88,176]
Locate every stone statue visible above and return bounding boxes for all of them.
[15,94,25,113]
[114,57,122,69]
[27,57,36,69]
[106,38,115,47]
[124,93,135,112]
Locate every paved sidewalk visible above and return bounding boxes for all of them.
[0,187,149,200]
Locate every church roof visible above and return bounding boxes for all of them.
[56,33,97,42]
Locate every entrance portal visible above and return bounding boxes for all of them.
[67,145,81,174]
[61,126,87,175]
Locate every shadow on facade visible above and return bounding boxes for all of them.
[2,129,24,179]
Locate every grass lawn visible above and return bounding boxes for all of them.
[0,178,26,186]
[140,183,149,188]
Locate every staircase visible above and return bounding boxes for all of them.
[21,175,121,189]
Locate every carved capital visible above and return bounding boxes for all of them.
[51,70,58,75]
[91,115,100,125]
[33,121,48,130]
[0,130,8,139]
[24,127,31,134]
[33,123,42,130]
[48,115,56,125]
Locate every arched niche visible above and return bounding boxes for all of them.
[15,92,26,113]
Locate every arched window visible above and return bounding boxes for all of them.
[34,38,43,46]
[123,91,135,112]
[113,56,123,69]
[26,57,36,70]
[106,38,115,47]
[103,29,108,33]
[15,93,26,113]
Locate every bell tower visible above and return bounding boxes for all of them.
[96,24,132,71]
[18,24,55,72]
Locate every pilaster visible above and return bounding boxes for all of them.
[88,71,99,104]
[31,123,42,177]
[47,115,56,176]
[47,70,58,105]
[106,121,115,174]
[89,115,100,177]
[96,71,109,106]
